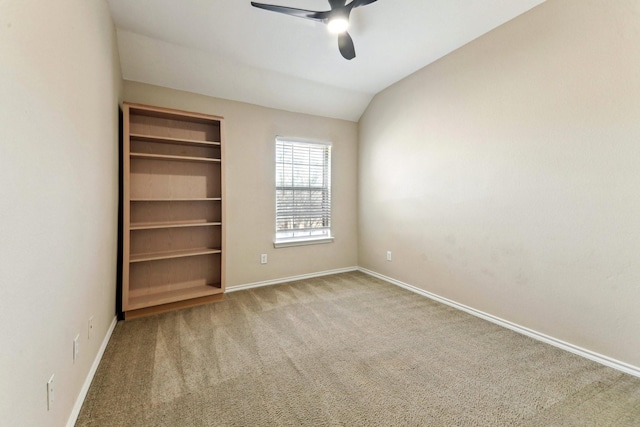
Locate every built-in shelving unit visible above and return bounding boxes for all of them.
[122,102,225,319]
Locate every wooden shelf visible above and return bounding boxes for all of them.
[130,152,221,163]
[130,248,221,263]
[123,102,224,318]
[127,284,223,311]
[130,133,221,147]
[130,221,222,230]
[130,198,222,202]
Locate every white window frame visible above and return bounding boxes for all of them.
[274,136,334,248]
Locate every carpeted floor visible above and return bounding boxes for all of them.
[76,271,640,426]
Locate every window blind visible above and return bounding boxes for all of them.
[275,137,331,243]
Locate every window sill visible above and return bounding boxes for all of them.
[273,237,334,248]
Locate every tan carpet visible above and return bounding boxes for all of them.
[76,271,640,426]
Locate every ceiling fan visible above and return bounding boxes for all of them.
[250,0,379,60]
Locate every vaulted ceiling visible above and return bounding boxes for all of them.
[107,0,545,121]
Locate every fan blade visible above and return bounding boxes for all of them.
[352,0,378,8]
[250,2,329,21]
[338,32,356,60]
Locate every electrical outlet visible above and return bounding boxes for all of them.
[73,334,79,363]
[47,375,54,410]
[261,254,267,264]
[386,251,392,261]
[88,316,94,340]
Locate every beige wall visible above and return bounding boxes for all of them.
[123,81,359,287]
[359,0,640,368]
[0,0,121,426]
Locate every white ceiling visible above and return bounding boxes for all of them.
[108,0,545,121]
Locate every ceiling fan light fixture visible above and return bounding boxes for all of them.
[251,0,380,59]
[327,17,349,34]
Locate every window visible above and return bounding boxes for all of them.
[275,137,333,247]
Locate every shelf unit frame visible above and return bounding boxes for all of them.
[122,102,225,319]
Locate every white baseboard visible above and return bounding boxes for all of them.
[359,267,640,379]
[66,315,118,427]
[226,266,359,293]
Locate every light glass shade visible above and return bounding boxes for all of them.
[327,18,349,34]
